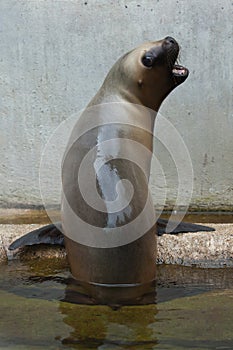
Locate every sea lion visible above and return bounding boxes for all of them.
[9,37,213,303]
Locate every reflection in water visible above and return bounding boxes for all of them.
[62,279,157,307]
[1,260,233,349]
[59,300,158,348]
[2,260,233,304]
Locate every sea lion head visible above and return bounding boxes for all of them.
[108,36,189,111]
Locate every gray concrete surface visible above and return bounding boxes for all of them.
[1,223,233,267]
[0,0,232,209]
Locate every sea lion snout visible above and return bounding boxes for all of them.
[162,36,179,68]
[162,36,189,85]
[141,36,180,70]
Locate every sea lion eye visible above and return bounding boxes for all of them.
[141,53,155,68]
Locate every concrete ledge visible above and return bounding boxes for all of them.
[0,223,233,267]
[157,224,233,267]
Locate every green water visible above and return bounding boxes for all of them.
[0,260,233,349]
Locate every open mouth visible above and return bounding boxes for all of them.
[162,36,189,85]
[172,64,189,84]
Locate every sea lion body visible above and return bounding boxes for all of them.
[10,37,192,303]
[61,106,157,294]
[61,37,188,301]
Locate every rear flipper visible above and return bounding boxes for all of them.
[157,218,215,236]
[8,223,64,250]
[8,219,215,250]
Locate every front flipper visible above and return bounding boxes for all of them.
[157,218,215,236]
[8,223,64,250]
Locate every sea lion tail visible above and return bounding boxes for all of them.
[157,218,215,236]
[8,223,64,250]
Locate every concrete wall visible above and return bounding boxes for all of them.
[0,0,232,210]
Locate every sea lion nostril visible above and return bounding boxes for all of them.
[164,36,177,45]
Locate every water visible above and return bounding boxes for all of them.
[0,259,233,349]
